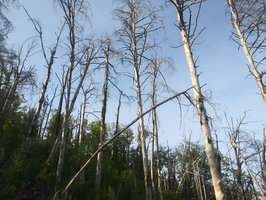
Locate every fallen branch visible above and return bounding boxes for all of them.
[58,87,192,197]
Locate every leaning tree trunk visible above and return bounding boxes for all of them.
[47,79,65,163]
[59,88,191,196]
[25,10,62,138]
[56,63,73,188]
[171,1,225,199]
[241,156,266,198]
[28,48,56,138]
[227,0,266,103]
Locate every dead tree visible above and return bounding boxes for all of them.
[226,113,266,199]
[54,0,101,191]
[77,86,93,183]
[39,87,58,139]
[95,38,112,196]
[55,0,77,187]
[150,57,172,200]
[226,114,247,199]
[261,129,266,186]
[227,0,266,103]
[24,9,64,138]
[169,1,225,199]
[0,43,36,116]
[115,1,163,199]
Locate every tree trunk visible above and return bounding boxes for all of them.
[55,5,75,186]
[28,49,56,138]
[261,129,266,186]
[40,88,57,139]
[152,62,163,200]
[135,67,152,200]
[47,81,65,163]
[78,90,87,183]
[37,99,48,139]
[95,48,110,196]
[227,0,266,103]
[25,10,62,138]
[232,134,246,200]
[131,16,152,199]
[56,66,73,187]
[171,1,225,199]
[242,156,266,199]
[150,126,155,199]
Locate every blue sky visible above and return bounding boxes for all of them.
[6,0,266,150]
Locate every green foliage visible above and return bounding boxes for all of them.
[0,106,259,200]
[0,140,52,199]
[46,109,63,141]
[0,110,258,200]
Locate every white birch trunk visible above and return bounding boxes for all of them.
[172,2,225,199]
[131,16,152,199]
[135,67,152,200]
[227,0,266,103]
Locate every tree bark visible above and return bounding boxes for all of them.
[24,9,62,138]
[95,44,110,194]
[28,48,56,138]
[151,61,163,200]
[78,89,87,183]
[261,129,266,186]
[150,124,156,199]
[227,0,266,103]
[241,156,266,199]
[170,1,225,199]
[135,64,152,200]
[56,0,76,187]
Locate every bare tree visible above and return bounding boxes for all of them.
[76,85,93,183]
[227,0,266,103]
[54,0,101,190]
[55,0,77,187]
[226,113,266,199]
[149,57,172,200]
[95,38,113,196]
[24,9,64,138]
[114,1,163,199]
[169,1,225,199]
[0,43,36,119]
[226,113,248,199]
